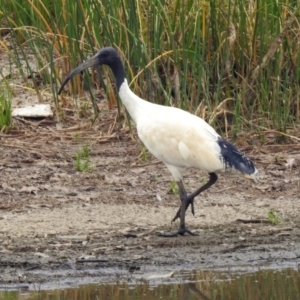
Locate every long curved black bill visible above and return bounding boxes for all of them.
[58,56,99,95]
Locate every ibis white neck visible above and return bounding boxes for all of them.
[118,79,152,124]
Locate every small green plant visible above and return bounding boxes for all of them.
[80,102,90,118]
[75,144,94,172]
[275,156,283,163]
[59,252,68,259]
[0,85,12,132]
[76,158,89,172]
[72,133,80,142]
[169,181,179,195]
[138,146,149,162]
[200,177,207,184]
[267,209,281,225]
[80,144,90,158]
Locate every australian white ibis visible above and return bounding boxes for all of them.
[58,47,258,237]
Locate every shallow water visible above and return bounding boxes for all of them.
[1,267,299,300]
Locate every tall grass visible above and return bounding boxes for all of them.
[0,83,12,132]
[0,0,299,137]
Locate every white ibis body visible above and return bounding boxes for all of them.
[58,47,258,237]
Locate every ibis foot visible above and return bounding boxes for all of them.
[157,225,198,237]
[172,195,195,223]
[172,173,218,223]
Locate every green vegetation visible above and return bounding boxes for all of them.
[75,144,94,172]
[138,145,149,162]
[267,208,281,225]
[200,177,207,185]
[0,84,12,132]
[0,0,299,137]
[169,181,179,195]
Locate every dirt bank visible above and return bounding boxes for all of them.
[1,124,300,288]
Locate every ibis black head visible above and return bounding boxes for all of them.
[58,47,125,95]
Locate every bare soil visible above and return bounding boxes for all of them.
[1,120,300,288]
[0,47,300,290]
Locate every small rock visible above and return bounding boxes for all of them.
[12,104,53,118]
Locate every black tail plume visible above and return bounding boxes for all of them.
[217,138,256,175]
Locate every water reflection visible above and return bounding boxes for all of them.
[186,268,300,299]
[1,268,299,300]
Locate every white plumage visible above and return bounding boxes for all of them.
[58,47,258,236]
[119,81,231,178]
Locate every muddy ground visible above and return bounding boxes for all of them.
[1,116,300,289]
[0,48,300,290]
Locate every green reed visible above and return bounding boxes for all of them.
[0,0,299,136]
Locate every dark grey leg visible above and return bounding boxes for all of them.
[157,180,198,237]
[172,173,218,222]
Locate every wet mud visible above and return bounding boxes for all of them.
[1,127,300,289]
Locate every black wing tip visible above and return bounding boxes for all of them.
[238,160,256,175]
[217,137,256,175]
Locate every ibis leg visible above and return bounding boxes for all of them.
[172,172,218,222]
[158,180,198,237]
